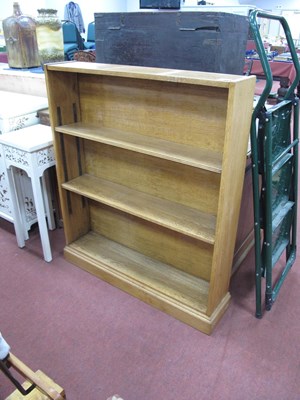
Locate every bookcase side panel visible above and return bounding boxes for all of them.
[207,77,256,315]
[45,69,90,243]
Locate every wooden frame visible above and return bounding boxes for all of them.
[45,62,255,334]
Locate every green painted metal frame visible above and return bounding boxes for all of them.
[249,10,300,317]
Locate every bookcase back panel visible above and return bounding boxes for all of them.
[84,141,221,215]
[90,202,213,281]
[78,75,228,153]
[61,191,90,244]
[55,134,90,243]
[59,135,85,181]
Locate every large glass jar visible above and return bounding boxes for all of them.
[35,9,64,67]
[2,2,40,68]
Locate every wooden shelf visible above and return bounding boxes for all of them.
[56,123,223,173]
[66,231,210,312]
[62,174,216,244]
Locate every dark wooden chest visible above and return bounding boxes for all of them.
[95,11,249,75]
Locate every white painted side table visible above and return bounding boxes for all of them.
[0,90,48,227]
[0,124,56,262]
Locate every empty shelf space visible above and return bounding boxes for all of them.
[55,123,223,173]
[62,174,216,244]
[66,231,209,313]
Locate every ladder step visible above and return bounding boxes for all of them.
[265,99,292,114]
[271,155,293,212]
[272,201,294,231]
[271,238,290,268]
[272,153,293,176]
[271,201,294,267]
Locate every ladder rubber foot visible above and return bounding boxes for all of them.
[265,303,273,311]
[265,294,273,311]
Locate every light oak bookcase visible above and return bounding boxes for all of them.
[45,62,255,334]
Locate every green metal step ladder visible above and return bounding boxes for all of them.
[249,10,300,317]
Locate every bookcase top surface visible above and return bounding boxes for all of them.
[45,62,255,88]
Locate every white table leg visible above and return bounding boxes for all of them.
[6,166,25,248]
[41,170,56,231]
[30,170,52,262]
[14,169,30,240]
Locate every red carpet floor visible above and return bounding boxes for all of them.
[0,205,300,400]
